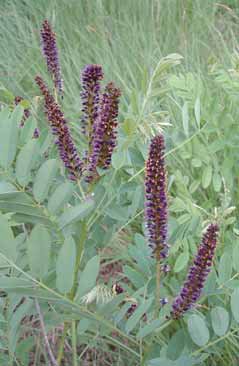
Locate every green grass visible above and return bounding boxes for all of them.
[0,0,238,95]
[1,0,239,365]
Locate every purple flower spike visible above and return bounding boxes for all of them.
[35,75,83,181]
[40,20,63,95]
[145,135,168,260]
[97,82,121,169]
[80,64,104,137]
[85,82,121,182]
[171,224,219,319]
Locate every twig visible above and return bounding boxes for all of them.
[35,299,59,366]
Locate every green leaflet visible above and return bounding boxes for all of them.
[27,224,51,279]
[77,255,100,299]
[211,306,229,336]
[56,236,76,294]
[48,182,74,214]
[0,213,16,262]
[187,314,209,347]
[33,159,59,203]
[0,106,23,168]
[58,198,94,229]
[16,139,40,187]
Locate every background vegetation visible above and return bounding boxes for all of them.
[1,0,239,365]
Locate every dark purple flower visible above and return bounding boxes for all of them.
[114,284,138,318]
[85,82,121,182]
[35,75,83,181]
[160,297,168,306]
[145,135,168,260]
[40,20,63,95]
[127,303,138,317]
[162,264,170,273]
[112,283,124,295]
[14,96,31,127]
[33,127,40,139]
[112,282,147,319]
[80,64,103,137]
[171,224,219,319]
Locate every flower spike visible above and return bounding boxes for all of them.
[171,223,219,319]
[40,20,63,95]
[97,82,121,169]
[85,82,121,182]
[145,134,168,259]
[80,64,104,138]
[35,75,83,181]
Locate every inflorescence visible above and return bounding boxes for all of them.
[171,223,219,319]
[40,20,63,95]
[97,82,121,169]
[37,20,121,184]
[86,82,121,182]
[145,135,168,261]
[35,75,83,181]
[80,64,104,138]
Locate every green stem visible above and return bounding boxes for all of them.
[57,221,88,365]
[72,321,78,366]
[87,170,117,228]
[155,319,173,334]
[57,323,68,365]
[69,221,88,300]
[77,180,86,199]
[155,258,161,318]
